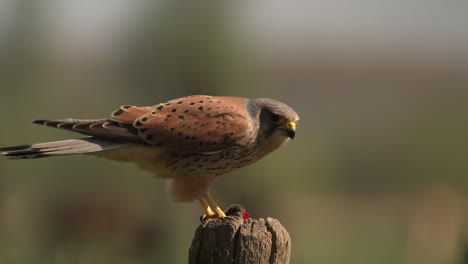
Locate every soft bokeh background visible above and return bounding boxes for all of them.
[1,1,468,263]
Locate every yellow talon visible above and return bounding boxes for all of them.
[205,194,226,218]
[198,195,226,222]
[199,197,215,216]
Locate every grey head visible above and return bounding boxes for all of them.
[247,98,299,141]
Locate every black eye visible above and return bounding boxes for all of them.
[270,114,281,124]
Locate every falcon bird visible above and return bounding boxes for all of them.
[1,95,299,219]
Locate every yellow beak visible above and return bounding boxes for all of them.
[283,121,296,139]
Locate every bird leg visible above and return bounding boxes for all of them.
[204,194,226,218]
[199,197,215,217]
[198,195,226,222]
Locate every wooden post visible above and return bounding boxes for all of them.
[189,205,291,264]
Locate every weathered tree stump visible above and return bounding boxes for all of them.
[189,205,291,264]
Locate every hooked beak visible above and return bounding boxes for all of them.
[282,121,296,139]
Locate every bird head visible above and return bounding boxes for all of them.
[248,98,299,149]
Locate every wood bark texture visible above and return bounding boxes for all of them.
[189,214,291,264]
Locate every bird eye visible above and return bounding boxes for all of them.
[270,114,281,124]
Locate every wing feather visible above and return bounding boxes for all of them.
[32,96,252,153]
[133,95,251,153]
[34,119,141,143]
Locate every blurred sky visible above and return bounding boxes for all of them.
[2,0,468,55]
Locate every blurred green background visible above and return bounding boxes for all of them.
[1,1,468,263]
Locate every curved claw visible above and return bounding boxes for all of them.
[199,213,219,223]
[198,195,226,223]
[200,211,226,223]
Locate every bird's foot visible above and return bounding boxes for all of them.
[200,211,226,223]
[200,204,250,223]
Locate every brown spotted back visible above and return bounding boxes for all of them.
[133,95,251,153]
[33,96,253,154]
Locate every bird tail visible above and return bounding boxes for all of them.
[0,137,123,159]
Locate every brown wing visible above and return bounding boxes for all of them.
[132,95,251,153]
[33,105,153,143]
[33,118,142,143]
[110,105,151,125]
[35,96,251,153]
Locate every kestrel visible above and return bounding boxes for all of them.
[1,95,299,219]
